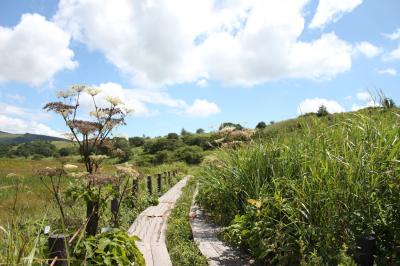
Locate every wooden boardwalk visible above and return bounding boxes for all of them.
[190,184,255,266]
[128,176,188,266]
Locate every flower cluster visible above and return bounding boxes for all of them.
[88,174,115,186]
[86,87,102,96]
[68,120,102,135]
[115,164,140,179]
[105,96,123,106]
[36,167,64,177]
[43,102,74,117]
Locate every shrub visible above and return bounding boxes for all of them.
[255,121,267,129]
[174,146,203,164]
[316,105,329,117]
[129,136,145,147]
[74,229,145,265]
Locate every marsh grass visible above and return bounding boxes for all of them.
[198,109,400,264]
[166,177,208,266]
[0,158,186,264]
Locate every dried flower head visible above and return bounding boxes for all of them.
[56,90,73,99]
[88,174,114,186]
[105,96,123,106]
[115,164,140,179]
[6,173,23,179]
[43,102,74,116]
[70,84,86,93]
[36,167,64,177]
[63,164,78,171]
[86,87,101,96]
[68,120,101,135]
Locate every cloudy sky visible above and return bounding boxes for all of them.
[0,0,399,137]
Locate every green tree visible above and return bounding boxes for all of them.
[174,145,203,164]
[256,121,267,129]
[382,97,396,109]
[181,128,191,136]
[129,136,145,147]
[316,105,329,117]
[196,128,205,134]
[219,122,243,130]
[167,133,180,140]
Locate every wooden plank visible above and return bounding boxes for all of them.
[190,183,255,266]
[128,176,188,266]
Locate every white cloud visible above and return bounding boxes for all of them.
[383,45,400,61]
[352,91,379,111]
[54,0,357,87]
[356,91,372,102]
[309,0,363,29]
[377,68,397,76]
[297,97,345,114]
[5,93,26,103]
[0,102,62,137]
[78,82,220,118]
[0,13,77,86]
[354,42,382,58]
[0,114,62,137]
[196,79,208,87]
[184,99,221,117]
[384,28,400,41]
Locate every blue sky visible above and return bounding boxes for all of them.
[0,0,399,137]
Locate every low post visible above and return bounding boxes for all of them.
[173,170,176,177]
[157,173,162,196]
[167,171,171,184]
[132,178,138,196]
[111,197,119,227]
[147,175,152,196]
[355,235,376,266]
[48,234,68,266]
[163,171,167,185]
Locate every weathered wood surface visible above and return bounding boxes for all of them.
[190,184,254,266]
[128,176,188,266]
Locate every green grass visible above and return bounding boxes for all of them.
[0,156,187,264]
[198,108,400,264]
[166,177,208,266]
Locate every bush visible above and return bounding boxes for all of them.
[58,147,75,157]
[255,121,267,129]
[129,136,145,147]
[174,146,203,164]
[316,105,329,117]
[13,141,56,158]
[74,229,145,265]
[31,154,44,160]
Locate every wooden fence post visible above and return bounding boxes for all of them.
[163,171,167,185]
[157,173,162,195]
[132,178,138,197]
[147,175,152,196]
[111,197,119,227]
[48,234,68,266]
[355,235,376,266]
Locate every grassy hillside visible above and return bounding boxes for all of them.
[0,131,66,144]
[198,107,400,264]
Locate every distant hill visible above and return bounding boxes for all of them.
[0,131,66,144]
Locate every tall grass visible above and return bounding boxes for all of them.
[198,109,400,264]
[0,160,185,264]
